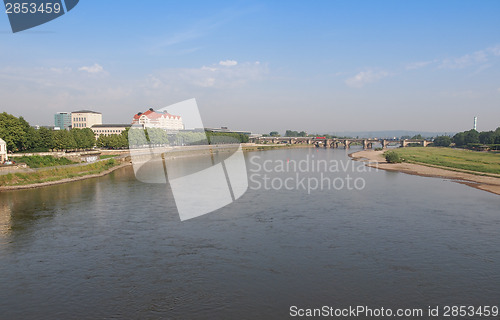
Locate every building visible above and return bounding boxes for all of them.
[132,108,184,131]
[72,110,102,128]
[0,138,7,163]
[91,124,131,138]
[54,112,72,130]
[32,125,58,130]
[205,127,252,135]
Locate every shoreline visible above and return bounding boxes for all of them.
[349,149,500,196]
[0,143,312,191]
[0,162,131,192]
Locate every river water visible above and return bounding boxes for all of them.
[0,147,499,319]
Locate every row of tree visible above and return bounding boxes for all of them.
[0,112,36,151]
[96,132,129,149]
[453,128,500,146]
[432,127,500,147]
[1,113,251,152]
[127,129,250,147]
[263,130,308,137]
[0,112,96,151]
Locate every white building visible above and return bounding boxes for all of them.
[71,110,102,128]
[132,108,184,131]
[0,138,7,163]
[91,124,131,138]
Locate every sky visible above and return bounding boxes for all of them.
[1,0,500,134]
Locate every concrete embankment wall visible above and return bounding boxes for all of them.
[9,150,102,163]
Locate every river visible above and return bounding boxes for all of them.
[0,147,499,319]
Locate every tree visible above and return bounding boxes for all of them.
[18,116,36,151]
[385,151,402,163]
[206,131,249,144]
[70,128,84,150]
[38,127,54,150]
[96,135,107,148]
[285,130,297,137]
[269,131,280,137]
[463,129,480,145]
[0,112,28,151]
[77,128,96,149]
[479,131,496,144]
[433,136,452,147]
[147,128,170,145]
[453,132,466,146]
[128,128,149,147]
[96,134,128,149]
[175,131,207,146]
[411,134,423,140]
[53,130,76,151]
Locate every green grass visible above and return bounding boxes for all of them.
[0,159,118,187]
[390,147,500,175]
[99,154,118,159]
[14,155,76,168]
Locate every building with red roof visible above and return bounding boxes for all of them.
[132,108,184,131]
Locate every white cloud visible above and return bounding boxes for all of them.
[219,60,238,67]
[487,45,500,56]
[405,60,435,70]
[147,61,267,89]
[40,67,73,74]
[439,50,488,69]
[345,70,390,88]
[0,64,132,125]
[78,63,105,74]
[201,66,217,72]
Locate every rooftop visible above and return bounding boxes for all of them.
[91,124,131,128]
[133,108,181,120]
[72,110,102,114]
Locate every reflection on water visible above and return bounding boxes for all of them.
[0,147,499,319]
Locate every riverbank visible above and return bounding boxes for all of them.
[349,149,500,196]
[0,159,128,191]
[0,143,312,191]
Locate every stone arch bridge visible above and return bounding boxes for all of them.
[249,137,432,149]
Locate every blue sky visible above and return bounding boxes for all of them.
[1,0,500,134]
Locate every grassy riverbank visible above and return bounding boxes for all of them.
[0,144,305,190]
[0,159,120,187]
[350,149,500,196]
[389,147,500,175]
[14,155,76,168]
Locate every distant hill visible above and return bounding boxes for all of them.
[325,130,455,139]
